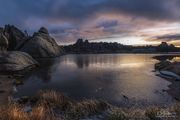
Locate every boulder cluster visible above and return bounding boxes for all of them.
[0,25,64,73]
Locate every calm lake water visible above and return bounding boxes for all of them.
[16,54,179,106]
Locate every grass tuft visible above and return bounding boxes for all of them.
[37,90,72,111]
[67,99,109,119]
[0,104,29,120]
[108,109,129,120]
[30,105,56,120]
[0,104,60,120]
[145,106,161,120]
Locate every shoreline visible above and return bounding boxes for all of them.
[155,59,180,101]
[156,73,180,101]
[165,78,180,101]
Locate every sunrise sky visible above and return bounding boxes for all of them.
[0,0,180,46]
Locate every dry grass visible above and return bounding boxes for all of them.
[68,99,109,119]
[30,105,56,120]
[37,90,72,111]
[145,106,161,120]
[168,103,180,119]
[108,109,129,120]
[108,104,180,120]
[0,90,179,120]
[108,108,148,120]
[0,104,29,120]
[36,91,109,119]
[126,108,146,120]
[0,104,59,120]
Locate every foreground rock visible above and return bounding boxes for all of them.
[155,60,180,100]
[155,61,171,70]
[20,27,64,58]
[155,61,180,76]
[163,62,180,75]
[0,51,38,73]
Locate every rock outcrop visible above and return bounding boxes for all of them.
[155,61,180,75]
[3,25,26,50]
[20,27,64,58]
[155,61,172,70]
[0,33,8,51]
[162,62,180,75]
[0,25,64,58]
[0,51,38,73]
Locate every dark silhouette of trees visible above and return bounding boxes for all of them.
[64,39,180,54]
[157,42,177,52]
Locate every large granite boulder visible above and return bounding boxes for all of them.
[20,27,64,58]
[0,51,38,73]
[3,25,26,50]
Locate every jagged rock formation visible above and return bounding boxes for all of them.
[0,33,8,51]
[0,25,63,58]
[20,27,64,58]
[38,27,48,34]
[3,25,26,50]
[0,51,38,72]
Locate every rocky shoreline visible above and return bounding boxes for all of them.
[155,59,180,101]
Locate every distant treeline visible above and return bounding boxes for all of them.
[64,39,180,54]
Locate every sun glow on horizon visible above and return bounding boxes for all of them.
[94,36,160,46]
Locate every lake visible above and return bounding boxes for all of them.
[15,54,179,107]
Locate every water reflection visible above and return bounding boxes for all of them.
[74,55,90,68]
[66,54,153,69]
[16,54,175,106]
[31,59,56,82]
